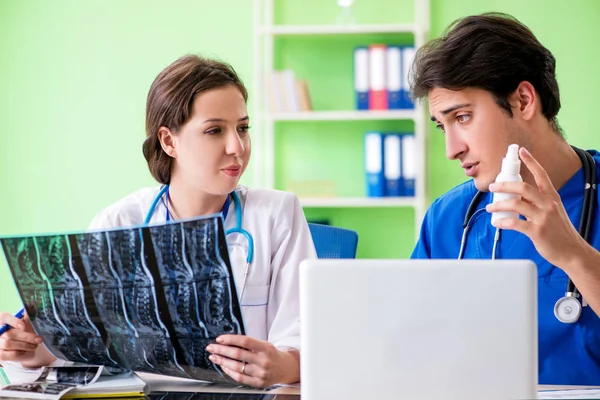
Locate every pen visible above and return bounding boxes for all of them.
[0,307,26,336]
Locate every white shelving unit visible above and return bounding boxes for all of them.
[300,197,418,208]
[260,23,416,35]
[270,110,416,121]
[252,0,431,238]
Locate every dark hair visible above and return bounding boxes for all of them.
[142,54,248,184]
[410,12,561,133]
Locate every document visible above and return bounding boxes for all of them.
[0,215,245,385]
[0,366,103,399]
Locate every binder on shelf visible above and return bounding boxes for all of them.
[265,69,312,113]
[386,46,402,110]
[265,71,284,113]
[401,133,416,196]
[364,132,385,197]
[383,133,403,196]
[354,46,369,110]
[368,44,387,110]
[296,79,312,111]
[281,69,300,111]
[401,46,416,109]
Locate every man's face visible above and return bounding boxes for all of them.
[429,87,527,192]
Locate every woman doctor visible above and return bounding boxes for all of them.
[0,54,317,387]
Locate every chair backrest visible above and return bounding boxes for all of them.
[307,223,359,259]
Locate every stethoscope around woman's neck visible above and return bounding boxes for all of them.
[145,185,235,224]
[143,185,255,302]
[459,146,597,324]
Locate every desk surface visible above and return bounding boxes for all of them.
[539,385,600,390]
[138,372,300,396]
[139,373,600,398]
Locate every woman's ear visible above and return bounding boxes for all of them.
[509,81,537,121]
[157,127,176,158]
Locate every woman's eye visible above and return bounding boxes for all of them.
[238,125,250,134]
[205,127,222,135]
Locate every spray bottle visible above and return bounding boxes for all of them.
[491,144,523,225]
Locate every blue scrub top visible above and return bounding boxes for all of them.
[412,150,600,385]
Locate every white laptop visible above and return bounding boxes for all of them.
[299,259,538,400]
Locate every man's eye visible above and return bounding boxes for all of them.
[457,114,471,123]
[436,124,445,132]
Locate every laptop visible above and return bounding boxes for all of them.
[299,259,538,400]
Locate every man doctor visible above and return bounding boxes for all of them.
[409,12,600,385]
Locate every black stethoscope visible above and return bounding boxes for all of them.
[459,146,597,324]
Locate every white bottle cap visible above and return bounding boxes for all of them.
[506,144,519,161]
[501,144,521,175]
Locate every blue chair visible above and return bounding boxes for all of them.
[308,223,359,259]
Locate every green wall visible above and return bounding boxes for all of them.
[0,0,256,310]
[1,0,599,310]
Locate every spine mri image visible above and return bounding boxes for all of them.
[1,216,244,384]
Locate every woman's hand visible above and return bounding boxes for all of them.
[206,334,300,387]
[0,312,56,368]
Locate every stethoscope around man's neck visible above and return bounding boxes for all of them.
[143,184,255,302]
[459,146,597,324]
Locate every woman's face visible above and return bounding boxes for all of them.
[162,84,251,195]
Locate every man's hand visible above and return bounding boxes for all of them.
[486,147,587,267]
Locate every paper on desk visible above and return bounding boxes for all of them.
[135,371,213,393]
[0,366,103,399]
[136,372,300,399]
[64,372,146,398]
[538,388,600,399]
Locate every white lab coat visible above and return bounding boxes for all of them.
[2,185,316,384]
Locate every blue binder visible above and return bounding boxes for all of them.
[383,133,404,196]
[400,46,416,109]
[364,132,385,197]
[401,133,416,196]
[354,46,369,110]
[386,46,403,110]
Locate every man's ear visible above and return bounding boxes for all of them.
[509,81,537,121]
[157,127,176,158]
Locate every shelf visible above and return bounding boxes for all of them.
[269,110,416,121]
[261,24,415,36]
[255,0,430,243]
[300,197,417,208]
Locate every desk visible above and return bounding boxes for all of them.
[146,391,298,399]
[138,372,300,398]
[138,373,600,399]
[537,385,600,399]
[539,385,600,390]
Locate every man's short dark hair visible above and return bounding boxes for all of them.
[410,12,561,133]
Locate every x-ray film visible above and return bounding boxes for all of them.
[0,215,245,385]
